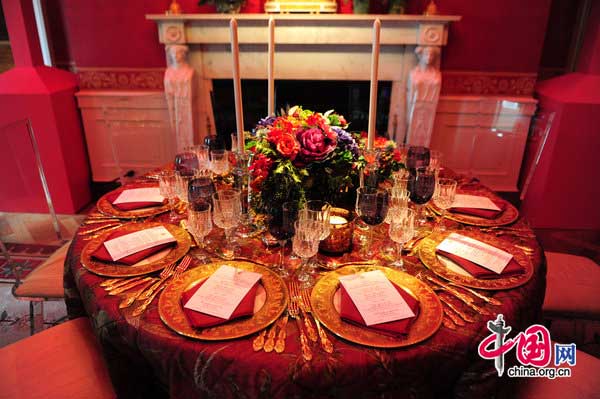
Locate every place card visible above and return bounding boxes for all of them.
[436,233,513,274]
[339,270,415,326]
[183,265,262,320]
[112,187,164,204]
[451,194,501,211]
[103,226,176,261]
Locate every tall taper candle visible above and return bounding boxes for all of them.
[268,17,275,116]
[367,19,381,150]
[230,18,245,153]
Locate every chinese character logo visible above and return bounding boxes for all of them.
[554,343,576,366]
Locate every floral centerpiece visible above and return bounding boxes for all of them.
[248,106,403,215]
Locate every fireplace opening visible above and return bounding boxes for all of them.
[211,79,392,149]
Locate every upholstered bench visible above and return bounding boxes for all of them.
[0,317,116,399]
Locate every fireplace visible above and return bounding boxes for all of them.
[212,79,392,147]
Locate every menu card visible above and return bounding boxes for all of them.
[103,226,176,261]
[183,265,262,319]
[339,270,415,326]
[436,233,513,274]
[112,187,164,204]
[451,194,501,211]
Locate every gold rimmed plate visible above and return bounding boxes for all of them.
[96,182,173,219]
[429,188,519,227]
[311,265,443,348]
[81,222,191,277]
[159,260,288,340]
[418,230,534,290]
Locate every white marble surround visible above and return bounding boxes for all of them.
[147,14,460,143]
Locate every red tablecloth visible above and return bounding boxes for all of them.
[64,173,546,399]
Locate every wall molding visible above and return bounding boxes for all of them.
[74,68,538,97]
[441,71,537,96]
[76,67,165,90]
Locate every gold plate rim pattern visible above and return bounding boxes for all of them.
[310,265,443,348]
[80,222,191,277]
[418,230,534,290]
[96,183,173,219]
[429,189,519,227]
[158,260,288,341]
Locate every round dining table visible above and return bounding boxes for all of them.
[64,174,546,399]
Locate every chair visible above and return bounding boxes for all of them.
[515,343,600,399]
[543,251,600,320]
[519,110,555,201]
[0,317,116,399]
[11,240,71,335]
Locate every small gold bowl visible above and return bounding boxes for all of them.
[320,207,354,255]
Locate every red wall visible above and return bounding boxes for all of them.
[47,0,552,73]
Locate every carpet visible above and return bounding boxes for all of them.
[0,243,60,283]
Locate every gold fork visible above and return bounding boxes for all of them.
[296,283,333,354]
[132,255,193,317]
[287,282,312,362]
[290,281,317,343]
[137,261,178,300]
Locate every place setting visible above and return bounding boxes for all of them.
[96,182,177,219]
[418,229,534,290]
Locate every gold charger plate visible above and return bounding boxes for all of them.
[81,222,191,277]
[159,260,288,340]
[418,230,534,290]
[97,182,173,219]
[311,265,443,348]
[429,188,519,227]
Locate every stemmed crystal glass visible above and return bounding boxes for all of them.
[299,200,331,268]
[385,187,410,223]
[293,220,321,289]
[158,170,179,223]
[408,166,436,227]
[388,208,415,270]
[188,176,216,206]
[175,150,199,175]
[356,187,390,258]
[212,189,242,259]
[193,144,210,172]
[187,201,213,263]
[267,202,298,278]
[433,178,457,231]
[175,170,194,208]
[406,146,430,170]
[232,151,256,238]
[210,149,230,180]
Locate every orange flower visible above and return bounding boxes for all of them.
[275,132,300,160]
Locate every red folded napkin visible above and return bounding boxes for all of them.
[92,230,176,266]
[449,200,505,219]
[181,280,259,329]
[436,249,525,279]
[340,282,420,337]
[106,189,166,211]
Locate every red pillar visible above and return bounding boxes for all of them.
[0,0,91,213]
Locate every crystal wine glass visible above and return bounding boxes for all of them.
[433,178,457,231]
[267,202,298,278]
[175,150,199,176]
[158,170,179,223]
[210,149,230,180]
[293,220,321,289]
[212,189,242,259]
[408,167,436,227]
[406,146,430,170]
[188,201,213,263]
[388,208,415,270]
[174,170,194,208]
[188,176,216,206]
[193,144,210,172]
[355,187,390,258]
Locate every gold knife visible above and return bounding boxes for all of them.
[108,277,154,295]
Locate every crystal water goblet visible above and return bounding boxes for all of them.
[433,178,457,231]
[212,189,241,259]
[293,220,321,289]
[158,170,179,223]
[388,208,415,270]
[188,201,213,263]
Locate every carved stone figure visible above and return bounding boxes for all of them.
[164,44,195,152]
[406,45,441,147]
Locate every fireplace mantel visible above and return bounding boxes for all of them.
[147,13,460,141]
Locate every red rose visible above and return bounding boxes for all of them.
[275,132,300,160]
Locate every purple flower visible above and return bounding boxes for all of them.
[332,126,359,158]
[256,115,276,128]
[296,127,337,163]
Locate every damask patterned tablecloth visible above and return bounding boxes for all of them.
[64,179,546,399]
